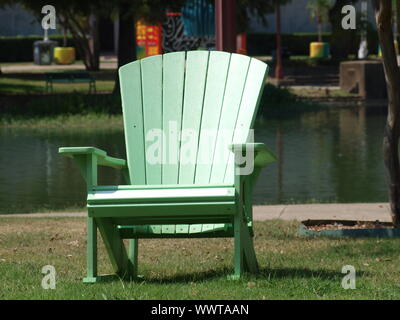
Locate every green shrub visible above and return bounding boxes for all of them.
[0,94,121,120]
[0,85,320,124]
[258,83,322,117]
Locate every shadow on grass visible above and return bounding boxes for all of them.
[2,70,116,81]
[0,82,43,94]
[98,266,367,284]
[258,267,366,280]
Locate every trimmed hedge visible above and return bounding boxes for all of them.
[1,32,380,63]
[247,32,379,56]
[0,35,77,62]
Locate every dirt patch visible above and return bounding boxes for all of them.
[303,220,395,232]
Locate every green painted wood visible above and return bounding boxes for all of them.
[128,239,138,279]
[178,51,209,184]
[83,217,97,282]
[117,223,245,238]
[176,224,190,233]
[93,184,233,191]
[118,224,234,239]
[209,54,251,184]
[162,225,176,234]
[87,186,235,204]
[141,55,163,184]
[150,225,162,233]
[112,216,232,227]
[59,51,272,282]
[189,224,203,233]
[74,154,97,190]
[119,61,146,184]
[232,168,259,278]
[229,143,276,168]
[224,58,269,184]
[95,218,131,278]
[195,51,231,184]
[59,147,127,170]
[88,201,236,218]
[201,224,215,233]
[162,52,186,184]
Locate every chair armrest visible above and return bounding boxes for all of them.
[229,143,276,168]
[59,147,126,169]
[59,147,129,189]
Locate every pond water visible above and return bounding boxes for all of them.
[0,106,389,214]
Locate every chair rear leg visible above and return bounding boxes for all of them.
[127,239,139,280]
[95,218,131,279]
[232,214,259,279]
[242,226,259,274]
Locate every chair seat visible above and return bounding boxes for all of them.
[87,185,237,220]
[87,185,235,205]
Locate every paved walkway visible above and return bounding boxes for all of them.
[0,203,391,222]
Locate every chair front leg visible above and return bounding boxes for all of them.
[83,217,98,283]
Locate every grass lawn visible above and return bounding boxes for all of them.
[1,114,124,129]
[0,76,114,94]
[0,68,116,95]
[289,87,359,99]
[0,218,399,300]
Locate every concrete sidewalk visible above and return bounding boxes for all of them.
[0,203,391,222]
[253,203,390,222]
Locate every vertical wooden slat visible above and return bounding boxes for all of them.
[162,52,186,184]
[118,61,146,184]
[119,53,268,187]
[209,54,251,184]
[195,51,231,184]
[224,58,269,184]
[141,55,163,185]
[178,51,210,184]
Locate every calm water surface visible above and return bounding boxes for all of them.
[0,106,388,213]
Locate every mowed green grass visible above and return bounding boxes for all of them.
[0,218,399,300]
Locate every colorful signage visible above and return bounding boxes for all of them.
[136,20,162,59]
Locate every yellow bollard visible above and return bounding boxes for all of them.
[53,47,76,65]
[310,42,330,58]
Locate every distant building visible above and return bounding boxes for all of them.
[249,0,376,33]
[0,1,377,37]
[0,4,55,36]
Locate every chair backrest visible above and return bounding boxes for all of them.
[118,51,269,186]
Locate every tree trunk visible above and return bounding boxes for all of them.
[275,2,283,81]
[396,0,400,43]
[318,21,323,42]
[374,0,400,227]
[88,11,100,71]
[63,10,100,71]
[113,7,136,94]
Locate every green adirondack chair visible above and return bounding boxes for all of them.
[59,51,276,283]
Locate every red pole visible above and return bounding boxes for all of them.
[215,0,236,52]
[275,2,283,81]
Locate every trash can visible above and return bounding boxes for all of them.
[33,40,57,65]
